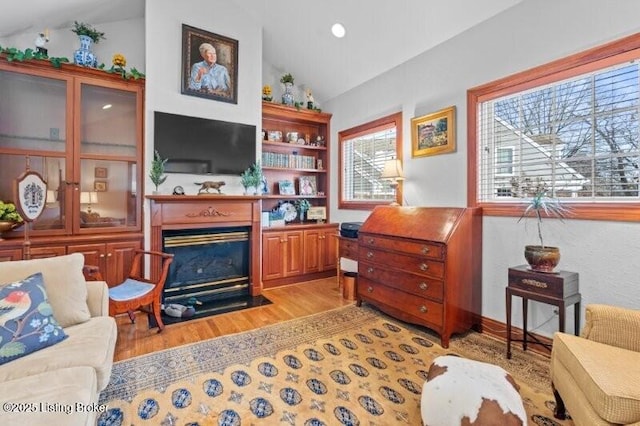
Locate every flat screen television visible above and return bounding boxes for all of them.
[153,111,256,175]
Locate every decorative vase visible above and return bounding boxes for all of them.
[282,82,294,106]
[74,35,98,67]
[524,245,560,273]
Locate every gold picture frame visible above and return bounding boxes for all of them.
[411,106,456,157]
[94,167,108,178]
[94,181,108,192]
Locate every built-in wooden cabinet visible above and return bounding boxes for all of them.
[0,58,144,285]
[260,102,337,288]
[303,227,338,274]
[67,240,141,287]
[262,229,304,284]
[261,102,332,219]
[262,223,338,288]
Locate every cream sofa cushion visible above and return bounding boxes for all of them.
[0,366,98,426]
[0,253,90,327]
[0,316,117,391]
[553,332,640,424]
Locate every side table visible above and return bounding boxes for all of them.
[506,265,581,359]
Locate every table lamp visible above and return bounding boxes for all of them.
[380,158,404,206]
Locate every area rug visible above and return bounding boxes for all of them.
[98,305,573,425]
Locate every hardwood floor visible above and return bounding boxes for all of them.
[113,277,352,362]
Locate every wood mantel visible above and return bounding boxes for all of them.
[147,195,262,296]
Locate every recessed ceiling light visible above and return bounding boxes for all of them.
[331,23,346,38]
[102,104,112,110]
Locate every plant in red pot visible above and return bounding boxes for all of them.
[512,177,570,273]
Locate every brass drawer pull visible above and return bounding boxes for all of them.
[368,238,374,244]
[367,251,374,259]
[419,282,428,290]
[421,246,430,254]
[419,263,429,271]
[367,286,373,293]
[419,305,428,313]
[367,267,374,274]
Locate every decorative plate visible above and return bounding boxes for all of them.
[279,202,297,222]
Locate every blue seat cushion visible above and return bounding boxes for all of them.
[108,279,155,302]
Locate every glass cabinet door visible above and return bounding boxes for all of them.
[0,69,69,233]
[77,83,141,231]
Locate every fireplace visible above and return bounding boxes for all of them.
[162,227,250,305]
[148,195,263,303]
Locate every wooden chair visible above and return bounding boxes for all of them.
[108,249,174,332]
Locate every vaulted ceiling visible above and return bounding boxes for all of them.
[2,0,521,102]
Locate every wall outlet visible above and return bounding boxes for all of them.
[50,127,60,140]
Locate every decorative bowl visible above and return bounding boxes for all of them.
[0,220,21,239]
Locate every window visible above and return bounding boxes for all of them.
[468,33,640,221]
[339,112,403,209]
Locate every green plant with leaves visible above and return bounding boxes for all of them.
[71,21,106,43]
[149,150,168,192]
[0,45,69,67]
[0,201,23,223]
[240,162,263,190]
[280,73,294,85]
[295,199,311,213]
[511,176,570,248]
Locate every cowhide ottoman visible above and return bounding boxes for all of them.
[421,355,527,426]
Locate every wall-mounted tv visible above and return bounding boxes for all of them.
[154,111,256,175]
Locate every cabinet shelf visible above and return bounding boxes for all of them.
[263,167,326,173]
[262,140,327,151]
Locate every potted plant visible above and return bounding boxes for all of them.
[512,176,570,272]
[295,199,311,222]
[280,73,295,106]
[240,162,263,194]
[149,150,168,194]
[71,21,106,43]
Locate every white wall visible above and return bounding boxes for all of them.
[325,0,640,336]
[145,0,262,198]
[0,18,145,73]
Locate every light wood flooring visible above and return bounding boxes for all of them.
[114,277,352,362]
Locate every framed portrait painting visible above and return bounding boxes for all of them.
[181,24,238,104]
[411,106,456,157]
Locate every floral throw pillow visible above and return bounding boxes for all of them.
[0,272,68,365]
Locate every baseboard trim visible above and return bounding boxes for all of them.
[479,315,553,358]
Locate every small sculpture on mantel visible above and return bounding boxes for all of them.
[305,89,315,110]
[195,181,226,194]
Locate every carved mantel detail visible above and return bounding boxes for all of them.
[186,207,231,218]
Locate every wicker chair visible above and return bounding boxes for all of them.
[108,250,174,332]
[551,304,640,425]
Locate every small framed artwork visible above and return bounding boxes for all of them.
[181,24,238,104]
[94,181,108,192]
[307,206,327,221]
[299,175,317,196]
[278,180,295,195]
[411,106,456,157]
[94,167,108,179]
[268,130,283,142]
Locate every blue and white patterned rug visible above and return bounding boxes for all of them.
[97,305,572,425]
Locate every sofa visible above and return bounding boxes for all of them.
[0,253,117,426]
[551,304,640,425]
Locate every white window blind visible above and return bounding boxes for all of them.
[342,126,397,202]
[478,61,640,202]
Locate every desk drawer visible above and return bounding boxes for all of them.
[358,277,443,326]
[359,234,444,260]
[339,238,358,260]
[359,261,443,302]
[359,248,444,279]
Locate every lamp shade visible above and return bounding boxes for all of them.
[80,191,98,204]
[46,190,57,203]
[380,159,405,180]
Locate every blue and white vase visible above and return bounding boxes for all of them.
[74,35,98,67]
[282,82,294,106]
